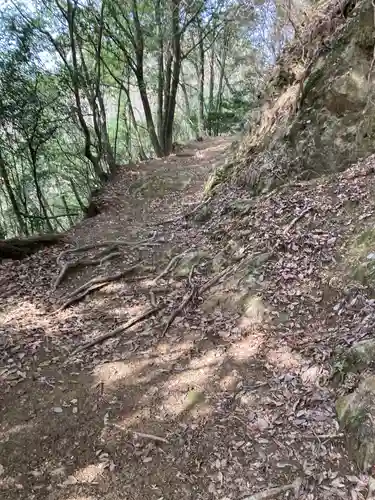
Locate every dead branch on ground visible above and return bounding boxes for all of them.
[73,304,164,353]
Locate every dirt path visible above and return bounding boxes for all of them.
[0,137,362,500]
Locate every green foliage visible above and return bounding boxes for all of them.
[0,0,277,239]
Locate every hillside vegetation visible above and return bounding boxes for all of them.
[3,1,375,499]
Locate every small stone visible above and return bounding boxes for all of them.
[72,407,78,414]
[0,464,4,476]
[63,475,77,486]
[53,407,63,414]
[70,399,77,404]
[143,457,152,463]
[50,467,66,477]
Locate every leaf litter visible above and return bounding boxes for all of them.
[2,138,375,499]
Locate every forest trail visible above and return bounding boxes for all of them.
[0,136,361,500]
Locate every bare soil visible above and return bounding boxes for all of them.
[1,137,374,500]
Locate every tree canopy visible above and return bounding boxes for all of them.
[0,0,307,239]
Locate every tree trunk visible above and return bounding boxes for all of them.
[0,156,28,235]
[208,39,215,136]
[197,15,205,136]
[162,0,182,156]
[155,0,164,144]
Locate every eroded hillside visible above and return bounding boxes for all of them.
[3,1,375,498]
[208,0,375,195]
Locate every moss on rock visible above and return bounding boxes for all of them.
[336,376,375,471]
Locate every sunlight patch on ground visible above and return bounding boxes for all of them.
[219,370,242,391]
[266,345,304,372]
[66,496,98,500]
[92,359,151,387]
[228,332,264,361]
[158,349,219,417]
[0,422,35,442]
[0,300,47,326]
[74,464,105,484]
[111,303,146,319]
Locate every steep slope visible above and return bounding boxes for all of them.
[207,0,375,194]
[4,117,375,500]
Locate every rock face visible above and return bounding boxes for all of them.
[208,0,375,194]
[336,376,375,471]
[340,339,375,374]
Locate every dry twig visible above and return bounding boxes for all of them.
[111,423,169,444]
[283,206,313,234]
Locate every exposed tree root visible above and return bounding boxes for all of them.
[199,266,233,295]
[53,251,121,290]
[53,233,157,289]
[153,251,186,283]
[54,264,144,312]
[73,304,164,353]
[55,282,110,312]
[56,232,157,265]
[162,286,197,336]
[156,198,211,225]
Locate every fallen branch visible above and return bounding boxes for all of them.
[73,304,164,353]
[240,477,302,500]
[283,207,313,234]
[162,286,197,336]
[111,423,169,444]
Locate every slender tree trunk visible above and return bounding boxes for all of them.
[197,16,205,136]
[66,0,106,182]
[29,148,53,232]
[0,156,28,235]
[215,26,229,136]
[69,179,86,212]
[131,0,163,157]
[162,0,182,155]
[155,0,164,144]
[114,84,122,162]
[208,39,215,136]
[61,195,75,226]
